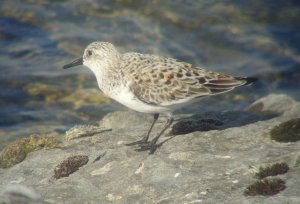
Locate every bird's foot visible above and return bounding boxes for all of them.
[125,138,149,146]
[135,142,161,154]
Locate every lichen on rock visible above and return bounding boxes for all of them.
[65,125,111,140]
[254,162,289,179]
[0,135,60,169]
[54,155,89,179]
[244,178,286,196]
[270,118,300,142]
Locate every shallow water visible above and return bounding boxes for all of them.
[0,0,299,149]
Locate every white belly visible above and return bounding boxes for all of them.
[109,86,170,114]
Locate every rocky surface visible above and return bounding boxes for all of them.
[0,94,300,204]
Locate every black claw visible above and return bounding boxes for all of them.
[125,139,148,146]
[134,143,160,154]
[134,144,151,152]
[137,142,150,148]
[126,114,159,147]
[134,147,147,152]
[149,146,157,154]
[126,114,173,154]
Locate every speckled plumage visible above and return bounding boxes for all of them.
[63,41,257,154]
[121,52,248,106]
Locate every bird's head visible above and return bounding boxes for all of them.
[62,41,120,72]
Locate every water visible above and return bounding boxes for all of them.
[0,0,299,149]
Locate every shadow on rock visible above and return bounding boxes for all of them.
[170,110,277,135]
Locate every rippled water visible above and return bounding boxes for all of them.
[0,0,299,149]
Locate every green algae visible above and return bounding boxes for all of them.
[255,162,289,179]
[244,162,289,197]
[295,153,300,167]
[244,178,286,196]
[25,81,110,109]
[270,118,300,142]
[0,135,60,168]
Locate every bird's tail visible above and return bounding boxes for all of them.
[235,77,258,86]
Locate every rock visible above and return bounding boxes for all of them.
[25,83,110,109]
[65,125,112,140]
[248,94,300,117]
[0,184,49,204]
[0,94,300,203]
[99,110,154,130]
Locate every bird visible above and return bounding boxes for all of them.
[63,41,257,154]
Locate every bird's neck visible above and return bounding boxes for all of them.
[89,59,124,96]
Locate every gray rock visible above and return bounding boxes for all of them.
[98,110,154,130]
[65,125,112,141]
[0,94,300,204]
[248,94,300,117]
[0,184,49,204]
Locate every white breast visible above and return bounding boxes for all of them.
[109,85,170,114]
[87,63,170,114]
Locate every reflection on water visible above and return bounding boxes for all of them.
[0,0,299,149]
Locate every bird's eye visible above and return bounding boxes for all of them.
[87,50,93,57]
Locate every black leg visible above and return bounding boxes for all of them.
[125,113,159,146]
[137,115,174,154]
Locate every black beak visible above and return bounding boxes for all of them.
[62,57,83,69]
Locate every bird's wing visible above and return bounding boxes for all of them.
[122,53,249,106]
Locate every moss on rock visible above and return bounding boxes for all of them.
[295,153,300,167]
[0,135,60,168]
[25,83,110,109]
[270,118,300,142]
[255,162,289,179]
[54,155,89,179]
[244,178,286,196]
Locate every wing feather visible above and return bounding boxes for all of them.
[122,53,252,106]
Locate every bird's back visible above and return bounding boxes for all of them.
[119,52,254,111]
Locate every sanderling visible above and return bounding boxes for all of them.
[63,41,257,154]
